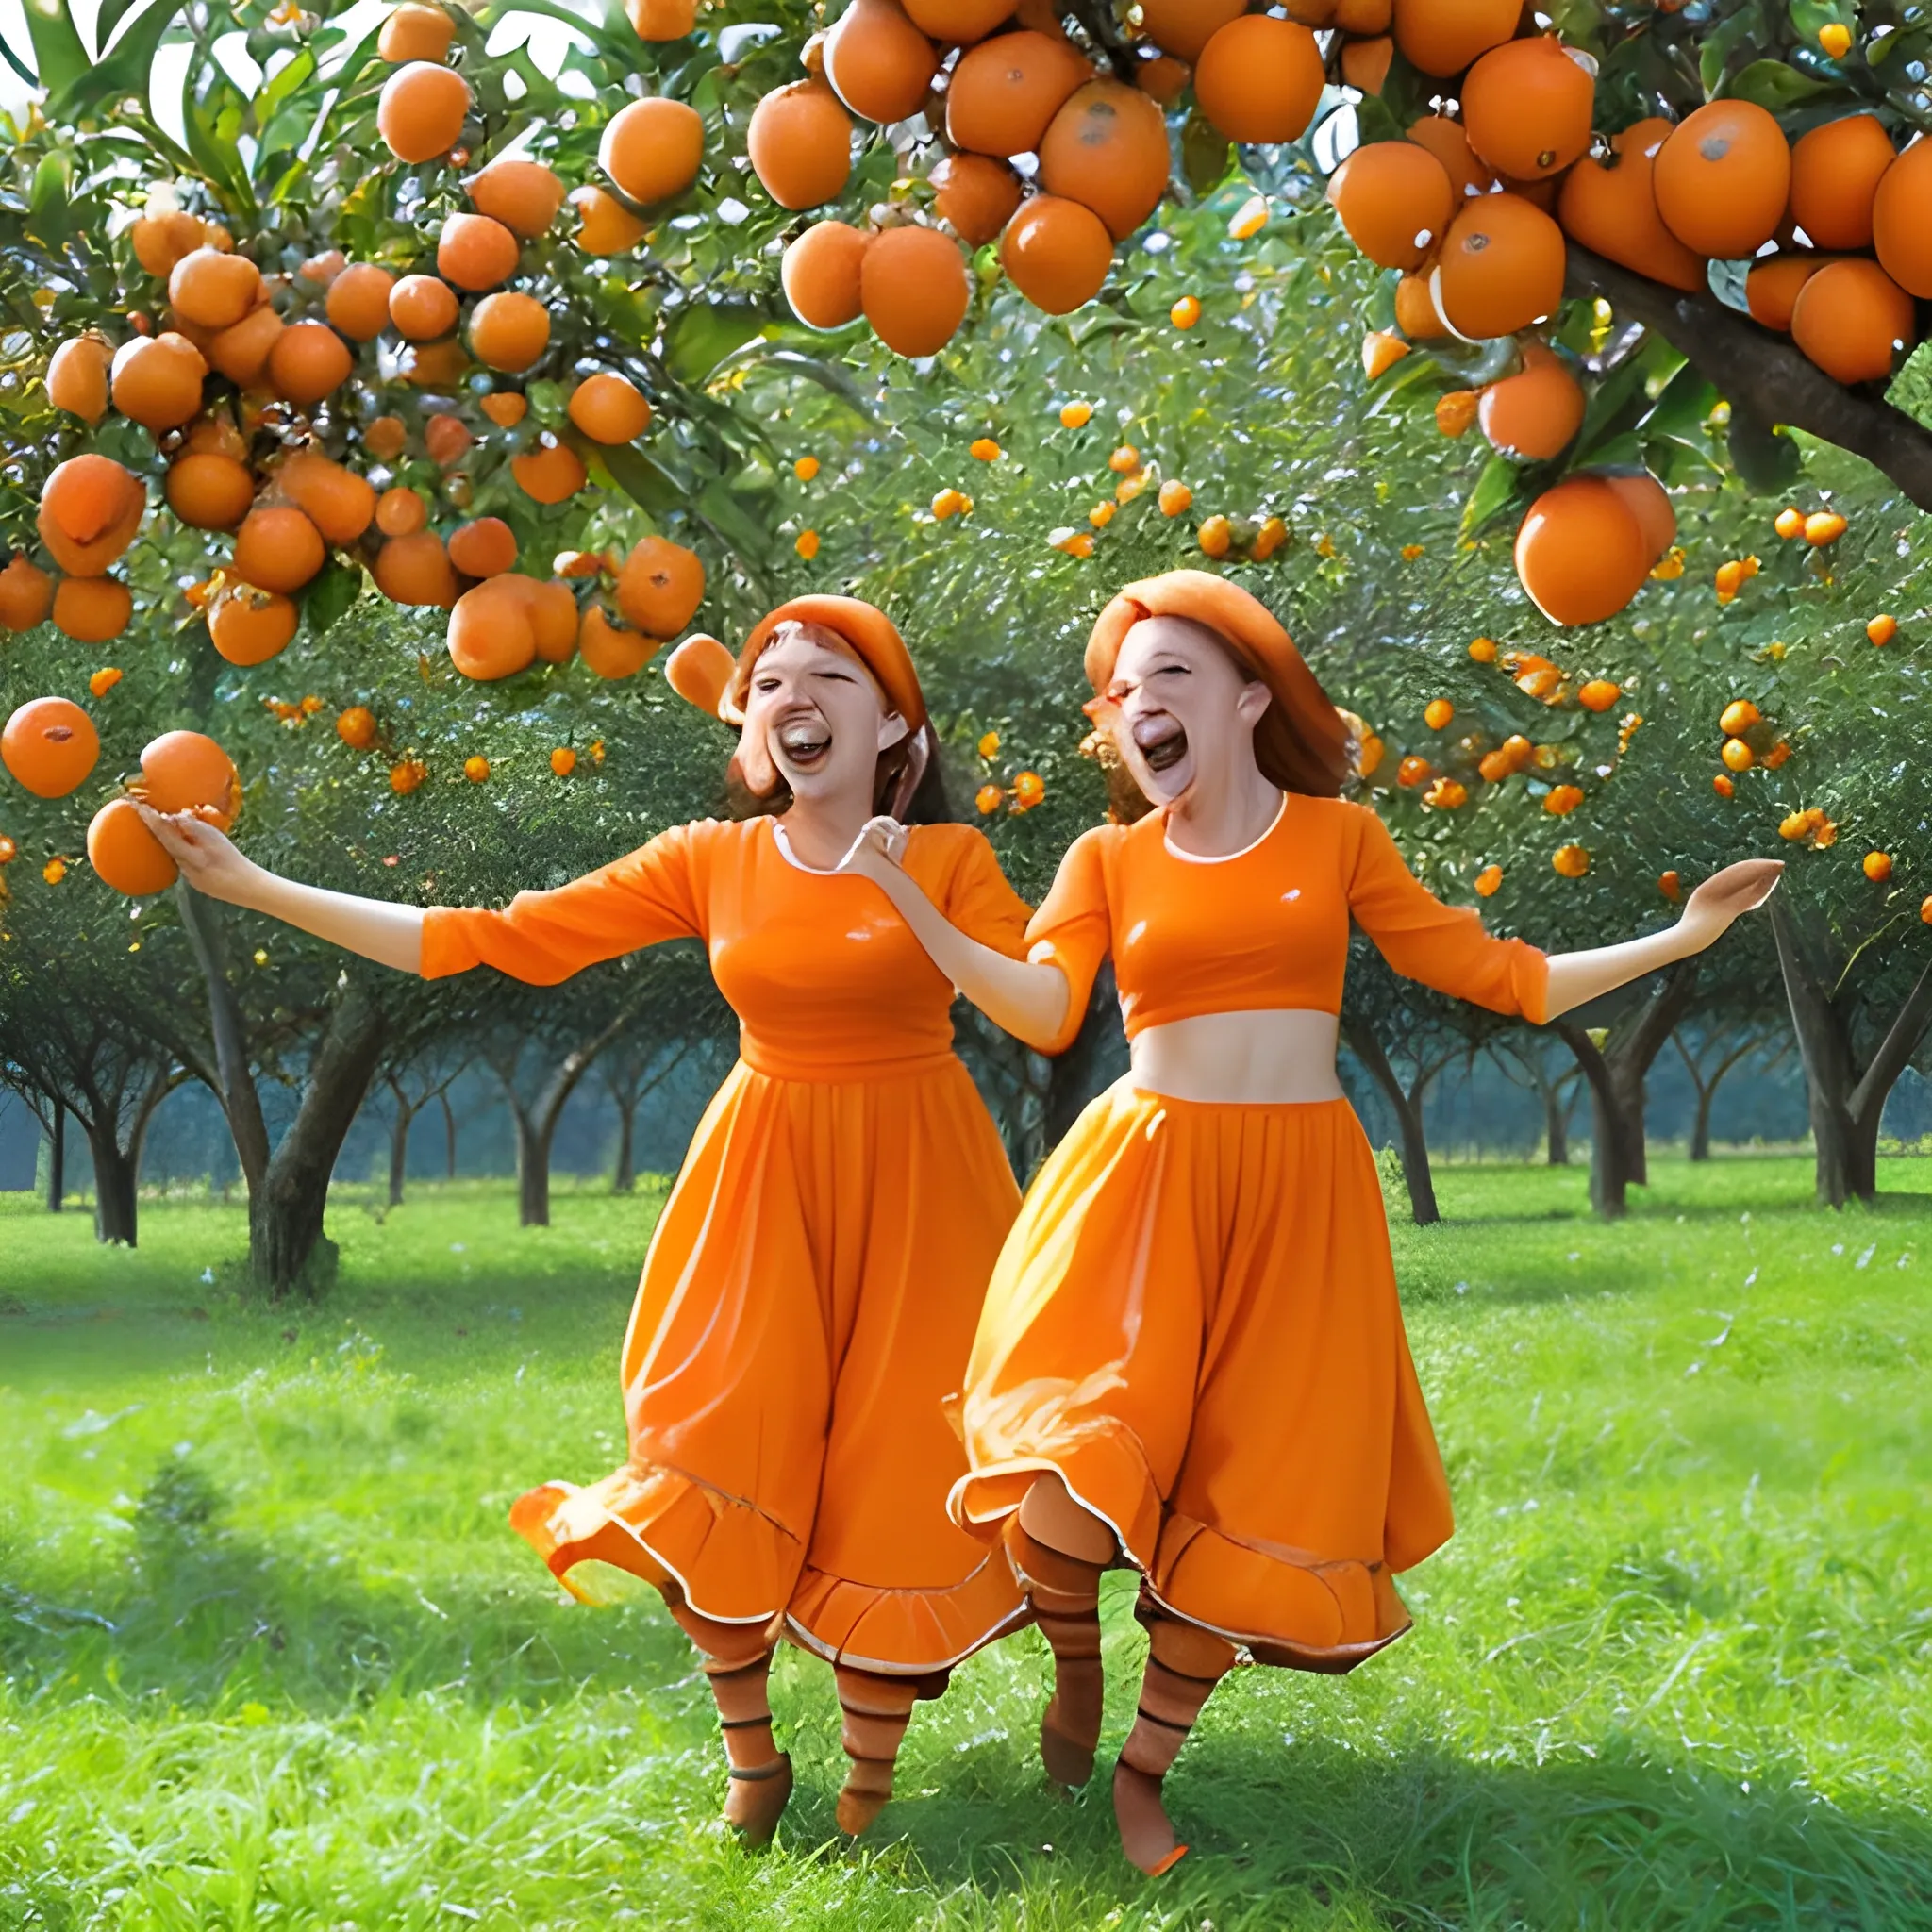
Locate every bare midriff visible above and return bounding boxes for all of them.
[1129,1008,1343,1106]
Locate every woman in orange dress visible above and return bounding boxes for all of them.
[840,570,1781,1874]
[142,596,1030,1842]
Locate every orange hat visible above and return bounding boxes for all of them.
[665,595,926,731]
[1086,569,1350,797]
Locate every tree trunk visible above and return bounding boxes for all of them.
[1603,965,1701,1190]
[247,988,387,1297]
[514,1107,557,1226]
[1543,1082,1571,1166]
[389,1105,411,1208]
[1690,1088,1714,1162]
[1551,1022,1632,1217]
[85,1123,139,1246]
[440,1091,458,1179]
[176,886,273,1197]
[45,1105,64,1212]
[1344,1024,1439,1226]
[612,1096,636,1194]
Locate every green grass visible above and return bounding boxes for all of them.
[2,1158,1928,1931]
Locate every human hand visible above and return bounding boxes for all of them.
[134,804,260,905]
[836,815,909,885]
[1679,858,1784,947]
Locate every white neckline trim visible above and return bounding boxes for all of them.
[1161,791,1288,865]
[769,818,851,876]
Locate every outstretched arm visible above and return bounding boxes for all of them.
[839,820,1071,1051]
[1541,859,1783,1020]
[141,808,425,974]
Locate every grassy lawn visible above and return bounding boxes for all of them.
[2,1157,1928,1930]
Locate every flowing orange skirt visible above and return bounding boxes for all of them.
[949,1083,1452,1672]
[511,1056,1027,1674]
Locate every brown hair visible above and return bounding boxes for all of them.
[1085,617,1351,824]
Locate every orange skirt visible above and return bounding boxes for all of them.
[948,1082,1452,1672]
[511,1055,1027,1674]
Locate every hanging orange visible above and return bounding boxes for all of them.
[1790,258,1916,384]
[1556,116,1707,292]
[1435,192,1566,340]
[1325,140,1454,271]
[1514,476,1649,626]
[1038,80,1171,240]
[824,0,938,125]
[1653,100,1790,259]
[1001,196,1113,315]
[378,60,471,163]
[931,155,1023,246]
[859,225,970,357]
[1872,136,1932,297]
[782,220,871,329]
[1477,341,1585,460]
[747,80,854,210]
[599,96,704,207]
[947,30,1091,158]
[1460,36,1594,181]
[1193,15,1323,145]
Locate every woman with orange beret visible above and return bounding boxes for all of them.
[840,569,1781,1874]
[140,596,1031,1843]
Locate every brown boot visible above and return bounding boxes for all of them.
[1005,1518,1108,1788]
[675,1602,793,1846]
[833,1666,920,1836]
[1111,1607,1233,1876]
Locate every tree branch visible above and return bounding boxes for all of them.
[1848,959,1932,1125]
[1565,243,1932,513]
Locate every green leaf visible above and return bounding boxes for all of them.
[19,0,90,97]
[1887,340,1932,436]
[596,442,689,516]
[25,151,75,248]
[720,343,878,425]
[1570,352,1654,465]
[1723,58,1837,110]
[1698,6,1760,94]
[1181,113,1230,196]
[304,560,359,639]
[663,303,771,384]
[1640,360,1720,447]
[55,0,190,123]
[1728,409,1803,493]
[1460,454,1524,540]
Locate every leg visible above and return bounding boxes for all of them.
[672,1601,793,1844]
[833,1666,920,1836]
[1008,1474,1118,1788]
[1112,1607,1234,1876]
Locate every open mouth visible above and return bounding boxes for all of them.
[1133,714,1189,774]
[777,718,832,770]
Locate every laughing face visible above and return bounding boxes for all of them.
[741,621,908,805]
[1101,615,1274,808]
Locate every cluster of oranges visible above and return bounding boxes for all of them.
[1332,11,1928,628]
[972,730,1043,815]
[1709,696,1792,800]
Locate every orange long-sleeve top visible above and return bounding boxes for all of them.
[422,817,1033,1082]
[1025,793,1549,1054]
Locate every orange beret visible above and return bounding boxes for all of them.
[663,596,926,732]
[1086,569,1350,797]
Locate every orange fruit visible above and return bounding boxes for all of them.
[109,331,207,431]
[1196,514,1231,558]
[52,576,132,642]
[166,451,255,530]
[1460,36,1593,182]
[168,246,262,328]
[1334,0,1391,30]
[180,414,248,461]
[568,372,652,442]
[1514,475,1650,626]
[404,338,472,390]
[570,184,648,255]
[268,319,354,405]
[88,796,177,895]
[1478,341,1585,459]
[468,290,550,371]
[1407,115,1493,199]
[1137,0,1241,60]
[465,157,566,236]
[389,274,458,340]
[748,79,853,210]
[129,208,209,279]
[480,391,528,427]
[373,529,458,605]
[364,414,408,458]
[377,4,454,62]
[932,153,1023,244]
[1552,842,1589,878]
[1436,192,1566,340]
[233,505,325,592]
[1868,613,1898,645]
[511,435,587,504]
[1746,253,1835,330]
[1654,101,1790,259]
[1604,470,1675,561]
[616,533,704,636]
[901,0,1013,41]
[599,96,704,207]
[1864,850,1892,883]
[627,0,696,35]
[1790,113,1895,251]
[781,220,871,329]
[1391,0,1516,75]
[3,696,99,796]
[947,30,1091,158]
[207,580,298,664]
[1038,80,1170,240]
[326,263,395,340]
[375,486,428,536]
[449,515,516,577]
[438,211,519,292]
[1790,258,1915,384]
[1340,36,1393,95]
[447,574,540,680]
[525,577,580,660]
[1394,272,1447,339]
[860,224,970,356]
[47,336,111,424]
[1577,677,1620,711]
[377,60,471,163]
[824,0,938,124]
[279,451,375,543]
[1873,136,1932,297]
[1134,52,1189,105]
[1326,140,1454,271]
[139,729,241,827]
[1193,16,1323,145]
[40,453,145,577]
[1435,389,1478,436]
[1001,195,1113,314]
[0,555,53,632]
[423,413,473,467]
[1557,117,1707,293]
[578,603,652,678]
[207,302,285,385]
[1805,509,1846,545]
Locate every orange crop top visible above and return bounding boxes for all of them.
[1025,794,1548,1054]
[422,817,1032,1082]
